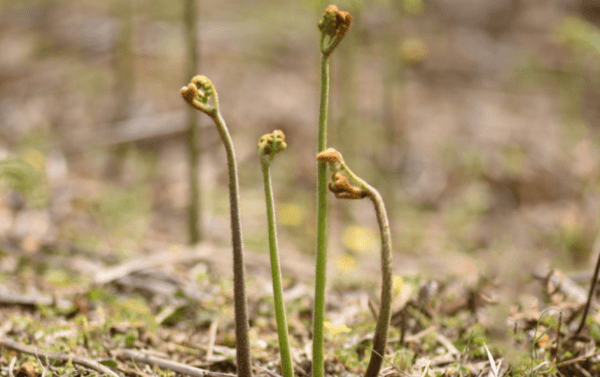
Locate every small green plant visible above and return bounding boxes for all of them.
[181,76,252,377]
[257,130,294,377]
[313,6,352,377]
[317,148,393,377]
[0,156,48,208]
[179,5,398,377]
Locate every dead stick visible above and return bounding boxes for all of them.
[575,233,600,335]
[556,350,600,367]
[532,267,588,304]
[0,291,72,309]
[0,338,119,377]
[115,349,236,377]
[94,245,212,285]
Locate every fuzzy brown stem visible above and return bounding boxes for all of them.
[575,235,600,335]
[209,111,252,377]
[364,188,393,377]
[321,150,393,377]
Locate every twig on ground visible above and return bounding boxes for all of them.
[532,267,588,304]
[552,311,562,360]
[435,332,459,355]
[254,364,283,377]
[574,363,593,377]
[556,349,600,368]
[389,325,437,343]
[93,242,314,285]
[365,347,405,377]
[0,291,72,309]
[575,233,600,335]
[206,319,218,360]
[94,245,213,284]
[8,356,16,377]
[115,349,236,377]
[0,338,119,377]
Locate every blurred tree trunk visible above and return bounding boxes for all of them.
[105,0,135,179]
[184,0,202,244]
[331,5,361,246]
[379,0,408,241]
[334,8,358,170]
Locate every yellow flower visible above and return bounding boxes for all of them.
[343,225,377,253]
[277,202,306,227]
[393,276,404,297]
[336,254,356,272]
[324,321,351,336]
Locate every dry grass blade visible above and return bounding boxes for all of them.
[532,267,588,304]
[116,349,237,377]
[254,364,283,377]
[419,360,430,377]
[94,245,213,284]
[556,349,600,367]
[0,338,120,377]
[483,342,502,377]
[8,356,16,377]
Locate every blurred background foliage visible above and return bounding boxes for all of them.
[2,0,600,283]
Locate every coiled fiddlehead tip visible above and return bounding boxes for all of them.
[191,75,215,102]
[180,83,198,105]
[329,172,367,199]
[318,5,352,37]
[258,130,287,164]
[316,148,342,163]
[182,75,219,113]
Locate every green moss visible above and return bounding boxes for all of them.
[501,144,526,177]
[125,330,138,346]
[0,156,48,208]
[93,184,151,241]
[589,320,600,340]
[43,268,72,287]
[438,141,487,179]
[392,348,415,370]
[86,286,116,303]
[442,182,491,252]
[334,346,362,369]
[455,323,488,355]
[396,204,426,252]
[546,222,593,267]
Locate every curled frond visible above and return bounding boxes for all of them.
[316,148,342,163]
[180,75,219,114]
[318,5,352,56]
[180,83,198,106]
[258,130,287,166]
[258,130,287,155]
[318,5,352,38]
[329,172,367,199]
[191,75,214,101]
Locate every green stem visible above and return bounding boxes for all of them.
[312,6,352,374]
[313,42,330,377]
[209,110,252,377]
[261,161,294,377]
[184,0,202,244]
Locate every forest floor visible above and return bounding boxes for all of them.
[2,1,600,376]
[0,174,600,377]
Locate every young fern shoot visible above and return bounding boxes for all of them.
[258,130,294,377]
[313,6,352,377]
[181,76,252,377]
[317,148,393,377]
